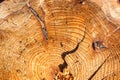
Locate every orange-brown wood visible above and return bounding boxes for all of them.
[0,0,120,80]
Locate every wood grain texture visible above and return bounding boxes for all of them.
[91,0,120,27]
[0,0,120,80]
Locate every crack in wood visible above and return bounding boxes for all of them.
[59,42,80,72]
[88,54,111,80]
[59,25,86,72]
[26,2,48,40]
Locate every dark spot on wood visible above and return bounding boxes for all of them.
[40,73,42,75]
[23,74,27,77]
[20,48,25,53]
[16,69,21,73]
[112,72,116,76]
[92,42,95,50]
[23,48,26,51]
[101,77,105,80]
[24,60,26,63]
[79,0,85,4]
[19,45,22,48]
[19,41,22,43]
[112,44,115,47]
[42,78,46,80]
[65,20,68,24]
[92,41,106,50]
[60,42,63,47]
[26,38,28,42]
[76,56,78,59]
[20,50,23,53]
[51,13,54,17]
[25,43,32,48]
[75,60,79,63]
[34,39,37,43]
[8,8,10,10]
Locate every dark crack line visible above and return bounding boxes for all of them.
[26,3,48,40]
[59,25,86,72]
[88,54,111,80]
[59,42,80,72]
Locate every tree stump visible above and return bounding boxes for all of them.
[0,0,120,80]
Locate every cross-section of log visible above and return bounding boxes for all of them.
[0,0,120,80]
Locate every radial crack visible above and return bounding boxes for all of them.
[59,42,80,72]
[59,25,86,72]
[26,2,48,40]
[88,54,111,80]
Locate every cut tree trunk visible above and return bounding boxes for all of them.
[0,0,120,80]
